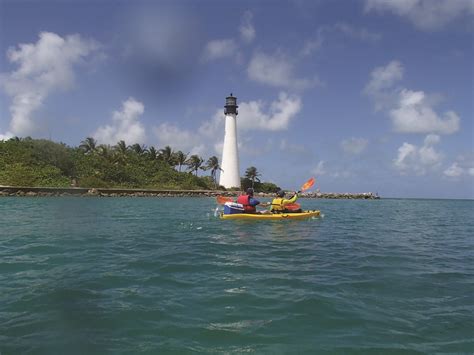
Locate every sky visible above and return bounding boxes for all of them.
[0,0,473,199]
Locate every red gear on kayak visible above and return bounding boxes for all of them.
[237,194,256,213]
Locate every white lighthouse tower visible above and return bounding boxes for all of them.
[219,94,241,189]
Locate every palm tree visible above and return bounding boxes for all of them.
[114,140,129,164]
[245,166,261,188]
[186,155,204,176]
[158,145,175,165]
[131,143,147,156]
[79,137,97,154]
[97,144,112,159]
[174,151,188,172]
[147,146,158,160]
[205,156,222,187]
[115,140,128,154]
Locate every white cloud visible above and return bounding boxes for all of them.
[0,131,14,141]
[201,11,254,63]
[341,137,369,154]
[390,89,460,134]
[365,60,403,95]
[149,93,302,160]
[153,122,205,155]
[394,142,417,171]
[393,134,443,175]
[198,113,222,138]
[364,60,403,111]
[312,161,326,176]
[240,11,256,43]
[443,162,464,177]
[201,39,238,61]
[94,98,146,145]
[442,154,474,178]
[247,51,321,90]
[364,0,474,31]
[238,92,302,131]
[365,60,461,135]
[203,92,302,133]
[0,32,100,137]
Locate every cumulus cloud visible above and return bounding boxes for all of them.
[240,11,256,43]
[201,11,254,62]
[153,122,205,154]
[0,132,14,141]
[390,89,460,134]
[149,93,302,159]
[238,92,302,131]
[341,137,369,155]
[201,39,238,61]
[365,60,460,135]
[201,92,302,134]
[393,134,443,175]
[247,51,322,90]
[443,154,474,178]
[0,31,100,137]
[364,0,474,31]
[93,98,146,145]
[364,60,403,111]
[443,162,464,177]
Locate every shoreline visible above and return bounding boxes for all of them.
[0,186,380,199]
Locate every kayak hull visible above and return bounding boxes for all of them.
[220,210,320,220]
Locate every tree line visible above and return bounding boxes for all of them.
[0,137,279,192]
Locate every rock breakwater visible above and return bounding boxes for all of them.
[0,186,380,199]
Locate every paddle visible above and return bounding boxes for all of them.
[216,195,234,204]
[283,178,315,211]
[300,177,315,192]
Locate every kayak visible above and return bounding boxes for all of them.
[220,210,321,220]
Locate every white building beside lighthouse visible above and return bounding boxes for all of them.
[219,94,241,189]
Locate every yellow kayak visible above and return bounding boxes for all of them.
[220,210,321,220]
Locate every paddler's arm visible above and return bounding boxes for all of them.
[248,197,261,206]
[282,191,299,205]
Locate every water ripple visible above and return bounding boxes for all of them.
[0,197,473,353]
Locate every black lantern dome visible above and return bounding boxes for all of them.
[224,93,238,115]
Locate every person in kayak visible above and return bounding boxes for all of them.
[270,190,301,213]
[237,188,268,213]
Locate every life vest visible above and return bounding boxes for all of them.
[237,195,256,213]
[271,198,285,212]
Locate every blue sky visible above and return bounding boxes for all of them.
[0,0,473,198]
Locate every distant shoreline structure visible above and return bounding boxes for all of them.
[0,186,380,199]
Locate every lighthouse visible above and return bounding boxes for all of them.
[219,94,241,189]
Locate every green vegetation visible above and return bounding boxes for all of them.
[241,166,280,193]
[0,137,279,191]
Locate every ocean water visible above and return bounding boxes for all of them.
[0,197,473,354]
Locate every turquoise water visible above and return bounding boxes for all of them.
[1,197,473,354]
